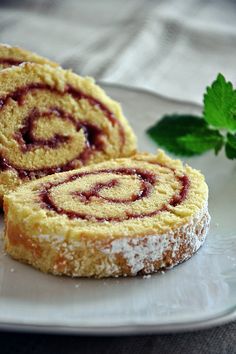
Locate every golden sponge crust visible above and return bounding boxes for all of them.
[4,150,210,277]
[0,63,137,205]
[0,43,58,69]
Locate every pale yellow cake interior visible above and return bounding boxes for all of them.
[4,150,208,240]
[0,46,210,278]
[0,43,58,69]
[0,63,137,203]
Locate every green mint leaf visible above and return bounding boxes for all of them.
[225,133,236,159]
[227,133,236,149]
[178,130,224,155]
[225,143,236,159]
[146,114,224,156]
[203,73,236,132]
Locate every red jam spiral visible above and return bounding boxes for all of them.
[0,83,125,179]
[39,165,189,222]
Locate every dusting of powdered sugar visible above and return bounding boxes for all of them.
[29,205,210,277]
[101,204,210,275]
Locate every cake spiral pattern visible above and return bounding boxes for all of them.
[0,63,136,205]
[4,151,210,278]
[0,44,58,69]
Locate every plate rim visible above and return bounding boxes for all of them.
[0,82,235,335]
[0,306,235,335]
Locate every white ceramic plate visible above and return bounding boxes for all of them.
[0,83,235,335]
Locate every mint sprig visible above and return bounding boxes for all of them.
[225,133,236,159]
[204,74,236,132]
[147,115,224,156]
[147,73,236,160]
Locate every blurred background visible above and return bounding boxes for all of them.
[0,0,236,103]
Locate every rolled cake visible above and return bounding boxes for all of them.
[0,43,58,69]
[4,150,210,278]
[0,63,136,205]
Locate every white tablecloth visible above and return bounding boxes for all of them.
[0,0,236,104]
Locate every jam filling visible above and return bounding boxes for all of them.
[0,83,125,178]
[0,156,12,171]
[39,166,189,222]
[71,168,155,204]
[0,83,124,141]
[0,58,23,66]
[14,108,105,153]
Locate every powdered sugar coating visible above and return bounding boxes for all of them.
[100,204,210,275]
[28,203,210,277]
